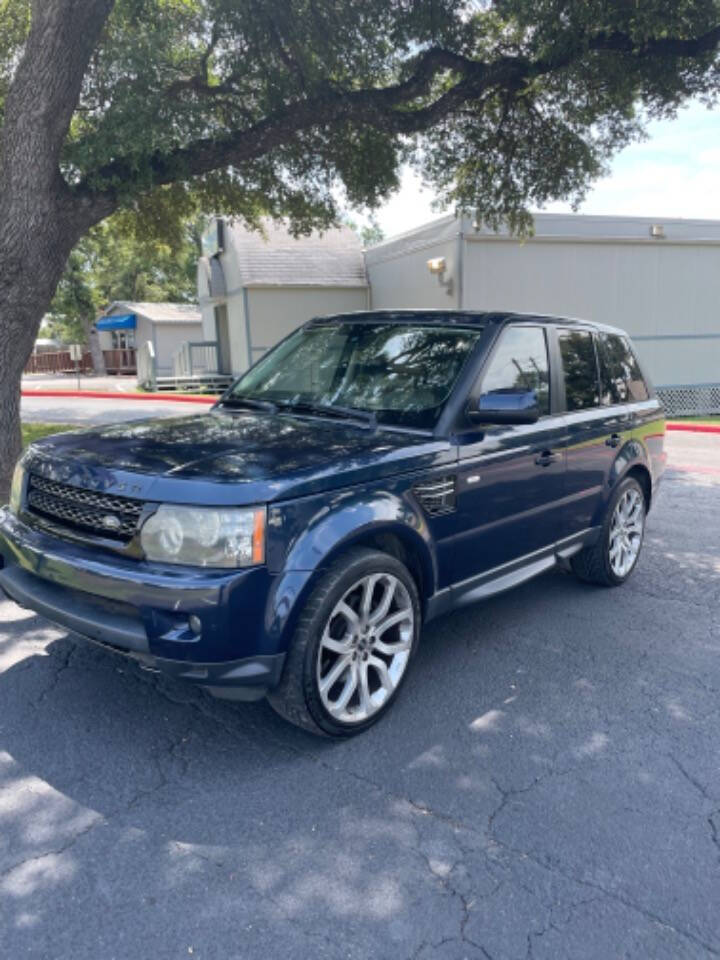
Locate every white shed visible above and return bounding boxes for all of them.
[365,213,720,415]
[97,301,203,377]
[197,219,369,375]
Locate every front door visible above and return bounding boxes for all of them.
[439,324,567,590]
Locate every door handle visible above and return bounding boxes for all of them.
[606,433,622,448]
[534,450,558,467]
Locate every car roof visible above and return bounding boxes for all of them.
[311,309,628,337]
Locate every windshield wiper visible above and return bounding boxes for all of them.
[276,400,377,428]
[216,395,278,413]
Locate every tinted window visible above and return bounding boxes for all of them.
[229,322,483,429]
[558,329,600,411]
[597,333,649,404]
[479,326,550,416]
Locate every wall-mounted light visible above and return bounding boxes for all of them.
[650,224,666,239]
[427,257,454,296]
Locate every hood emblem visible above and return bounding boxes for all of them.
[101,514,122,532]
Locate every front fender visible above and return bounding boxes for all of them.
[263,487,437,650]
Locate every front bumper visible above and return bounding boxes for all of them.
[0,509,285,699]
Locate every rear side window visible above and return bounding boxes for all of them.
[558,329,600,411]
[597,333,650,404]
[479,326,550,416]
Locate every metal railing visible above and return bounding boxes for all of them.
[172,341,220,378]
[136,340,157,390]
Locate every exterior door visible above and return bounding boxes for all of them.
[555,327,631,538]
[440,325,567,589]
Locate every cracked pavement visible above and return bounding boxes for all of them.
[1,431,719,959]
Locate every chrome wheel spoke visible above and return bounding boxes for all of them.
[336,600,359,628]
[368,577,396,625]
[319,653,352,695]
[361,574,381,620]
[368,656,394,693]
[333,663,359,712]
[322,635,353,654]
[375,608,412,636]
[358,662,373,716]
[374,634,412,656]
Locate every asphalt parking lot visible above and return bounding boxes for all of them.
[1,431,719,960]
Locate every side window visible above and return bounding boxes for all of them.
[597,333,649,404]
[558,329,600,412]
[478,326,550,416]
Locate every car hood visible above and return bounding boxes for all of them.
[26,410,455,505]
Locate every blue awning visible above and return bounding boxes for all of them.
[97,313,136,331]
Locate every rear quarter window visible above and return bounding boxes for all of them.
[597,333,649,404]
[558,329,600,411]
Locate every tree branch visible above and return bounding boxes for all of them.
[72,22,720,220]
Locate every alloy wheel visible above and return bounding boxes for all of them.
[608,487,645,578]
[316,572,414,724]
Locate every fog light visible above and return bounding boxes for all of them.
[189,615,202,635]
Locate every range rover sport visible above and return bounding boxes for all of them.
[0,311,665,736]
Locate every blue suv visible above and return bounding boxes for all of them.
[0,311,665,736]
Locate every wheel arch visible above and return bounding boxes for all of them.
[266,501,438,654]
[609,442,652,511]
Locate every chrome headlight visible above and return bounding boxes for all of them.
[140,504,266,568]
[9,460,25,515]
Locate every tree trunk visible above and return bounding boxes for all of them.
[85,318,107,376]
[0,0,117,501]
[0,212,81,501]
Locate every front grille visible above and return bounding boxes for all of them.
[26,473,145,542]
[413,476,457,516]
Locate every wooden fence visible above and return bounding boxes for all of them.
[24,349,137,376]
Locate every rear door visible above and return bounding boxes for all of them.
[442,324,568,588]
[556,327,631,539]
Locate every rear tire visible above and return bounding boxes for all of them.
[571,476,646,587]
[268,548,420,737]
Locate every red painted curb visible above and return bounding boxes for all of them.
[22,389,217,404]
[666,422,720,435]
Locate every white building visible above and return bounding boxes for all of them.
[97,301,203,377]
[365,212,720,415]
[197,219,368,375]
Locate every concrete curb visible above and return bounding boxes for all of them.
[21,389,217,405]
[666,422,720,435]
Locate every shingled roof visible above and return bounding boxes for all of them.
[226,220,368,288]
[107,302,202,324]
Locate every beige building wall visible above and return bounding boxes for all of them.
[462,237,720,386]
[365,215,461,310]
[243,286,369,367]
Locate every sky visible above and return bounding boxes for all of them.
[371,99,720,239]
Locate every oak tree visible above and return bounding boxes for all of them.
[0,0,719,497]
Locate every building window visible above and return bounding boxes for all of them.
[111,330,135,350]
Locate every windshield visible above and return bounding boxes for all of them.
[226,322,483,429]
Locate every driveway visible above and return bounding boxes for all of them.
[1,432,719,959]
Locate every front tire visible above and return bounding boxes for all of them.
[571,476,646,587]
[268,548,420,737]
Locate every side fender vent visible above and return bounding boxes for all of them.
[413,476,457,516]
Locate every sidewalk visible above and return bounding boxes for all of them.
[22,374,139,393]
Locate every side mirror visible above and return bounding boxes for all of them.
[467,389,540,425]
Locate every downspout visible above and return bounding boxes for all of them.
[456,223,465,310]
[242,286,253,373]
